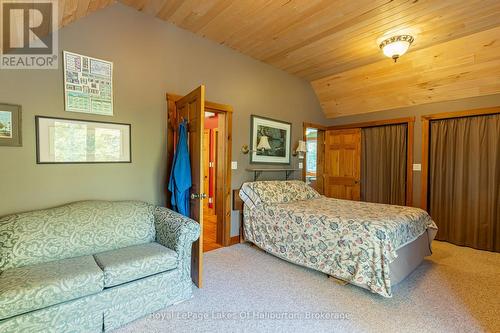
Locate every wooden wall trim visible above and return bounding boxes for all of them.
[327,117,415,130]
[302,125,306,181]
[421,119,430,210]
[406,121,414,206]
[420,106,500,211]
[421,106,500,121]
[229,236,241,245]
[224,111,233,246]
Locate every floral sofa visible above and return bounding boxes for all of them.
[0,200,200,332]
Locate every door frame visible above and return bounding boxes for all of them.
[327,117,415,206]
[166,93,233,247]
[302,122,327,194]
[420,107,500,211]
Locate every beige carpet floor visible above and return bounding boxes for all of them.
[116,241,500,333]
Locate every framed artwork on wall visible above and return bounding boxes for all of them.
[63,51,114,116]
[35,116,131,164]
[0,103,22,147]
[250,115,291,164]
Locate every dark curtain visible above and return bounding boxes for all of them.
[361,124,407,206]
[430,114,500,252]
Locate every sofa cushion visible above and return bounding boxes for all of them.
[0,255,103,320]
[0,200,156,271]
[93,242,178,287]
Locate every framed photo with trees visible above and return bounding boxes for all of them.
[35,116,131,164]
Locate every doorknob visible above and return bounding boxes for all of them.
[191,193,208,200]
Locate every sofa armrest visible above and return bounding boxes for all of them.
[154,207,200,280]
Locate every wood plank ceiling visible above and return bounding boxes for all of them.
[59,0,500,118]
[58,0,115,27]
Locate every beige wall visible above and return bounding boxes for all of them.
[327,94,500,208]
[0,4,328,236]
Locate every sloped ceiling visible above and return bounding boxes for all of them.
[59,0,500,118]
[58,0,115,27]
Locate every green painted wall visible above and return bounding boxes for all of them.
[0,4,328,237]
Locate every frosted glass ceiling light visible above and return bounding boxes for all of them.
[379,35,414,62]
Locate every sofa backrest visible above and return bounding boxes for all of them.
[0,200,156,271]
[240,180,321,208]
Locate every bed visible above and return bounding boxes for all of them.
[239,180,437,298]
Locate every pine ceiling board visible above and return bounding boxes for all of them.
[314,44,497,101]
[256,0,396,63]
[195,0,298,46]
[156,0,189,21]
[55,0,114,29]
[75,0,92,20]
[138,0,168,16]
[246,0,388,59]
[57,0,66,27]
[243,0,338,52]
[312,27,500,118]
[120,0,147,9]
[276,1,445,74]
[87,0,108,13]
[162,0,231,28]
[217,0,329,53]
[167,0,234,33]
[299,1,500,79]
[271,0,495,79]
[61,0,79,27]
[195,0,276,43]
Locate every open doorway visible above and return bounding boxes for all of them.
[303,123,326,194]
[166,92,233,260]
[203,111,222,252]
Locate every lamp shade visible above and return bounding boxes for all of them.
[296,140,307,153]
[256,136,271,150]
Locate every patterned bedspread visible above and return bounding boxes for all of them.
[243,196,437,297]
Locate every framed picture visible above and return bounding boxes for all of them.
[250,115,292,164]
[63,51,114,116]
[36,116,131,164]
[0,104,22,147]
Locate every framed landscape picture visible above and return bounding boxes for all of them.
[250,115,291,164]
[0,104,22,147]
[36,116,131,164]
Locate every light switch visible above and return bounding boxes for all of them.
[298,162,303,169]
[413,163,422,171]
[231,161,238,170]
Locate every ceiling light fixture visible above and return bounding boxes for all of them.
[379,35,414,62]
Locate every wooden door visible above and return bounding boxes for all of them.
[324,128,361,200]
[174,85,205,288]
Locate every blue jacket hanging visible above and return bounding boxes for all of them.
[168,120,192,217]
